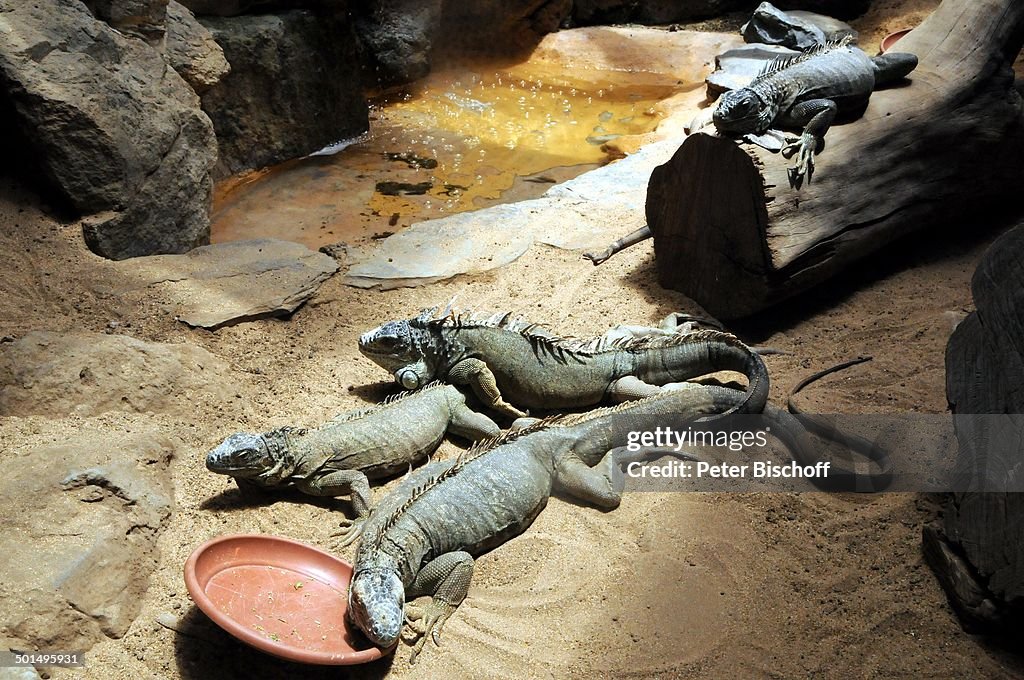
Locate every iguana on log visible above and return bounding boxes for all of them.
[583,37,918,266]
[205,383,501,545]
[357,305,769,419]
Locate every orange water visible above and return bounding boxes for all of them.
[210,61,682,250]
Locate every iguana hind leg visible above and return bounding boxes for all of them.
[447,401,502,439]
[405,551,474,662]
[554,452,623,509]
[781,98,837,189]
[447,358,527,418]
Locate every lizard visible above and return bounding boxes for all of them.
[204,382,502,545]
[583,37,918,266]
[357,303,769,420]
[346,369,881,660]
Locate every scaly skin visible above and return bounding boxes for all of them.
[347,381,817,661]
[205,383,500,545]
[357,306,769,420]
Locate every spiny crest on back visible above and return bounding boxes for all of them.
[367,416,560,548]
[327,381,448,424]
[413,304,745,359]
[753,35,854,83]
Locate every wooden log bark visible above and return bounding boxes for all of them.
[928,221,1024,631]
[647,0,1024,319]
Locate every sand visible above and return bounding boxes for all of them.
[4,0,1024,676]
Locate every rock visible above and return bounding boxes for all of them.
[706,43,800,95]
[200,11,368,176]
[164,1,231,94]
[178,0,343,16]
[573,0,747,26]
[439,0,573,52]
[741,2,856,50]
[106,239,339,329]
[83,0,169,42]
[0,331,239,417]
[0,429,175,652]
[0,0,217,260]
[353,0,443,87]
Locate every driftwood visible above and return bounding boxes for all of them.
[925,222,1024,632]
[647,0,1024,319]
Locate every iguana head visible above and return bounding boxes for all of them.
[712,88,772,135]
[205,430,296,484]
[348,565,404,648]
[358,305,458,390]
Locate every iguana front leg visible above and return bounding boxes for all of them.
[295,470,372,547]
[404,551,474,663]
[781,98,837,189]
[583,225,652,266]
[447,358,527,418]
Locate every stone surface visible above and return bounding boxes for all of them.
[353,0,443,87]
[741,2,856,50]
[773,0,871,21]
[0,429,175,652]
[179,0,343,16]
[573,0,747,25]
[200,11,368,176]
[439,0,573,52]
[107,239,339,329]
[83,0,169,42]
[0,332,238,417]
[0,0,216,260]
[164,0,231,94]
[706,43,800,95]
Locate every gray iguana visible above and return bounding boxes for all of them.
[583,37,918,266]
[345,378,853,660]
[357,304,769,420]
[205,382,502,545]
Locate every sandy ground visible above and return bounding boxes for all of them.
[4,0,1024,677]
[2,166,1024,679]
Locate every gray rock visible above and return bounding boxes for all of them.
[83,0,169,42]
[706,43,800,95]
[164,1,231,94]
[0,429,175,652]
[0,332,238,417]
[353,0,443,87]
[178,0,343,17]
[440,0,572,52]
[0,0,216,260]
[107,239,339,329]
[200,11,368,176]
[741,2,856,50]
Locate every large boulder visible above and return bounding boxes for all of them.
[353,0,443,87]
[200,10,368,176]
[0,428,176,652]
[83,0,169,42]
[178,0,344,17]
[741,2,857,50]
[164,0,231,94]
[439,0,573,53]
[0,0,217,260]
[572,0,871,26]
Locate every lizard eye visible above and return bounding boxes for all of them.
[397,368,420,389]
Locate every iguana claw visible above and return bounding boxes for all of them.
[583,249,612,265]
[330,516,364,548]
[404,600,455,663]
[782,133,819,189]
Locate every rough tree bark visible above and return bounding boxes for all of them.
[646,0,1024,319]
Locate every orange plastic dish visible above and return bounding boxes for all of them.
[880,29,912,53]
[183,534,389,665]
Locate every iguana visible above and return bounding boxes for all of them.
[346,373,876,660]
[205,382,502,545]
[583,37,918,266]
[357,305,769,420]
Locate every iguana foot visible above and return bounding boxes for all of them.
[782,133,819,189]
[583,248,612,265]
[330,516,365,549]
[404,600,456,663]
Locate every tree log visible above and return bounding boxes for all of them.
[647,0,1024,319]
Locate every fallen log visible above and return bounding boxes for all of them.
[646,0,1024,319]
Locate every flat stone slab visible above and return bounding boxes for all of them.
[107,239,338,328]
[706,43,800,95]
[345,139,680,288]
